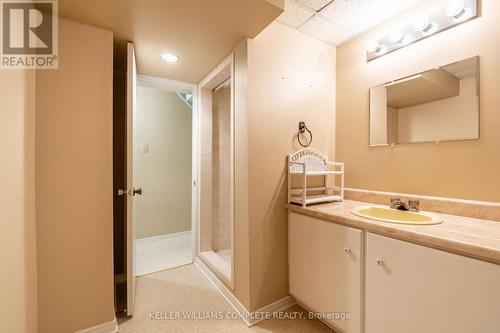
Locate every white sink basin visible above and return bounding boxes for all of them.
[351,205,443,225]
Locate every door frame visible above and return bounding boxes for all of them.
[136,74,199,261]
[126,42,137,316]
[197,53,235,289]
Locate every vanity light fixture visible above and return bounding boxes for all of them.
[388,30,404,43]
[413,17,438,35]
[161,52,179,63]
[367,41,382,53]
[367,41,389,55]
[455,8,473,22]
[423,23,439,35]
[413,17,431,33]
[401,34,414,46]
[377,45,389,55]
[445,0,472,20]
[366,0,478,62]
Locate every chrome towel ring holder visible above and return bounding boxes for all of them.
[297,121,312,148]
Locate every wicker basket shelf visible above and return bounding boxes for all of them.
[287,148,344,207]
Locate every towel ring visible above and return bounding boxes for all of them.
[297,121,312,148]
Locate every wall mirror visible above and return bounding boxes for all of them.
[369,56,479,146]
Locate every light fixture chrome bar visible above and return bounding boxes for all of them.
[366,0,478,62]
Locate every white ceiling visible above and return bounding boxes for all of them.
[276,0,425,46]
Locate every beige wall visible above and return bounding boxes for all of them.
[35,18,114,333]
[336,0,500,202]
[246,22,336,310]
[0,70,37,333]
[135,87,192,239]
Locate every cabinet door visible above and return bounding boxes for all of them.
[289,212,363,333]
[366,232,500,333]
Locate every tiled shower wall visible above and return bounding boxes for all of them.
[200,89,213,252]
[211,84,233,251]
[199,83,233,253]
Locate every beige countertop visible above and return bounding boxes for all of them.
[288,200,500,265]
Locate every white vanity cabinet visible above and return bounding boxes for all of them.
[365,232,500,333]
[288,212,363,333]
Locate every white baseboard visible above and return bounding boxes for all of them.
[74,316,118,333]
[136,230,191,245]
[194,257,296,327]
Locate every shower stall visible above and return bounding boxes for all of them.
[198,54,234,287]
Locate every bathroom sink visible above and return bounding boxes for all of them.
[351,205,443,225]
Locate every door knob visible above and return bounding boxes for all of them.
[376,258,384,265]
[132,187,143,196]
[343,247,351,255]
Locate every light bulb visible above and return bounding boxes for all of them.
[367,41,381,53]
[445,0,466,17]
[455,7,473,21]
[413,17,431,32]
[389,30,404,43]
[414,17,438,35]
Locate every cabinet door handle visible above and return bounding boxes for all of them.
[376,258,384,265]
[343,247,351,255]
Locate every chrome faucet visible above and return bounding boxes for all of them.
[390,197,420,212]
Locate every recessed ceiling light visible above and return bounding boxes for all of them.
[161,53,179,63]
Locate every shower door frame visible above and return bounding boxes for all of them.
[197,53,235,289]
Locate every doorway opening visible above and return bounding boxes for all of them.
[134,75,195,276]
[112,42,198,316]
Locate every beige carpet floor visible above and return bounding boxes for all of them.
[118,264,333,333]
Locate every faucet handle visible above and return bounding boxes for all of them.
[390,197,401,203]
[390,197,401,208]
[408,199,420,212]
